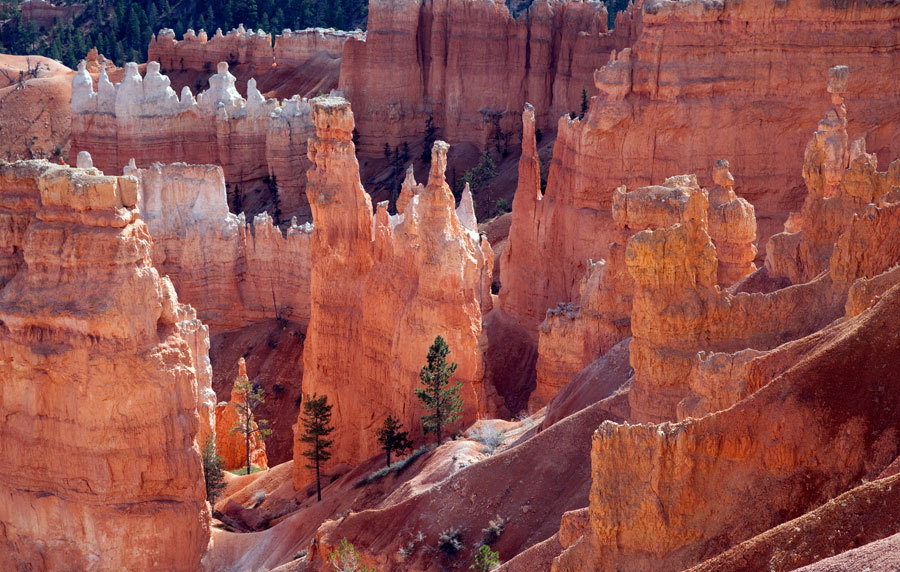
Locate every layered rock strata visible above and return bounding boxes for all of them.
[296,97,493,484]
[131,161,311,333]
[501,0,900,330]
[149,25,362,75]
[0,161,210,570]
[339,0,631,155]
[215,358,269,471]
[553,70,900,570]
[71,60,317,219]
[530,165,756,411]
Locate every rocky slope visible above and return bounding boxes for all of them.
[0,160,211,570]
[297,96,494,482]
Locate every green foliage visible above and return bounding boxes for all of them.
[356,444,433,487]
[227,465,265,475]
[421,114,438,162]
[579,87,589,119]
[494,197,510,216]
[470,545,500,571]
[1,0,368,67]
[266,174,282,225]
[458,152,497,198]
[376,415,413,467]
[415,336,463,445]
[201,437,226,505]
[328,538,375,572]
[229,369,272,475]
[299,393,334,501]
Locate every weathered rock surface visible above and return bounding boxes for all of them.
[131,161,311,333]
[296,97,494,484]
[501,0,900,331]
[339,0,630,156]
[0,160,210,570]
[532,168,757,412]
[149,25,362,77]
[215,358,269,471]
[19,0,84,29]
[71,60,319,220]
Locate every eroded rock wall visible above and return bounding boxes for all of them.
[0,161,210,571]
[501,0,900,330]
[71,60,318,220]
[339,0,630,155]
[296,97,494,485]
[131,161,311,334]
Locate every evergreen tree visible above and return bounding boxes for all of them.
[201,436,226,505]
[376,415,413,467]
[422,114,438,162]
[229,366,272,475]
[471,545,500,571]
[579,88,589,119]
[299,393,334,502]
[415,336,463,445]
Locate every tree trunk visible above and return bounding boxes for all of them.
[386,449,391,468]
[245,412,251,475]
[315,440,322,502]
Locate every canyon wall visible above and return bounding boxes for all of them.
[0,160,211,570]
[20,0,85,29]
[296,97,494,485]
[71,60,318,220]
[339,0,633,155]
[552,69,900,570]
[149,25,362,75]
[501,0,900,332]
[130,160,311,334]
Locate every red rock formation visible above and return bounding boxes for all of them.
[0,160,210,570]
[71,60,319,220]
[557,284,900,571]
[551,73,900,568]
[500,0,900,330]
[19,0,85,29]
[296,96,494,484]
[215,358,270,471]
[131,161,311,334]
[339,0,629,155]
[532,169,757,411]
[148,25,362,77]
[0,161,45,288]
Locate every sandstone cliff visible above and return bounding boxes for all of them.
[0,160,211,570]
[149,25,361,78]
[71,60,318,220]
[296,96,494,485]
[131,160,311,334]
[500,0,900,331]
[551,68,900,570]
[339,0,630,156]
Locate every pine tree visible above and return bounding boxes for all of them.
[376,415,413,467]
[299,393,334,502]
[229,365,272,475]
[579,88,589,119]
[201,436,226,505]
[415,336,463,445]
[470,544,500,571]
[422,114,438,162]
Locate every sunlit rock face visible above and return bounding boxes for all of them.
[338,0,628,156]
[295,97,494,487]
[500,0,900,334]
[71,60,318,220]
[0,160,210,571]
[130,161,312,334]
